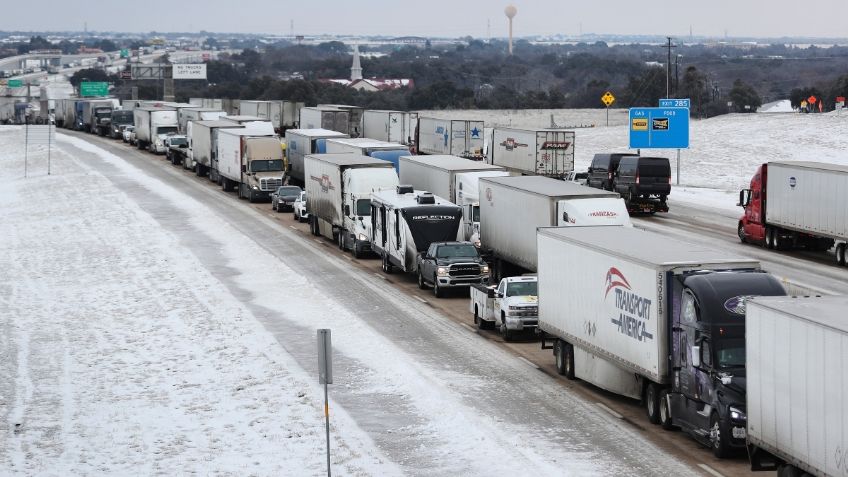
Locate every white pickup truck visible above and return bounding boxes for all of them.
[469,276,538,340]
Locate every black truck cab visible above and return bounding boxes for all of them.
[665,270,786,457]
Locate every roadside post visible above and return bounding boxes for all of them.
[601,91,615,126]
[317,329,333,477]
[629,99,690,185]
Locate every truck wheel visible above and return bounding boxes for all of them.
[737,223,747,243]
[352,241,363,259]
[659,389,675,430]
[433,278,444,298]
[836,243,846,266]
[765,227,775,249]
[338,232,345,250]
[645,382,661,424]
[195,163,203,177]
[710,413,731,458]
[381,253,393,274]
[248,189,256,203]
[473,305,480,326]
[555,340,575,379]
[418,271,427,289]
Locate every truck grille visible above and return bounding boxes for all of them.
[260,178,282,191]
[513,307,538,317]
[449,264,481,276]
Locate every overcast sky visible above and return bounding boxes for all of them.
[3,1,848,39]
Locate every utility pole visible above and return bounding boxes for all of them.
[663,37,676,98]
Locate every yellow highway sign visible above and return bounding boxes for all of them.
[601,91,616,107]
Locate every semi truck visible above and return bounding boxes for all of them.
[238,100,304,133]
[188,120,245,177]
[397,155,509,243]
[324,138,410,171]
[284,128,349,184]
[299,106,358,137]
[537,227,787,457]
[108,109,134,139]
[78,98,119,134]
[416,117,484,159]
[319,104,364,137]
[746,295,848,476]
[738,161,848,265]
[489,127,575,177]
[479,175,632,278]
[133,107,178,153]
[216,128,284,202]
[370,186,463,274]
[362,110,418,145]
[304,154,399,257]
[178,107,225,133]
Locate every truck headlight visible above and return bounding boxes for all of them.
[252,185,259,190]
[481,265,489,274]
[437,267,449,277]
[729,407,746,421]
[358,233,367,241]
[474,240,481,248]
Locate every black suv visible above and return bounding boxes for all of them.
[416,242,490,298]
[586,153,640,191]
[614,156,671,202]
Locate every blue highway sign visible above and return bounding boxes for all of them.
[629,107,690,149]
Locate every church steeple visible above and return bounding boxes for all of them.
[350,44,363,81]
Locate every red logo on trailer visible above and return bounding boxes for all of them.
[604,267,631,298]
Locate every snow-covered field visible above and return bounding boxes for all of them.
[0,127,397,475]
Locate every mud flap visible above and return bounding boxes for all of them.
[539,330,555,350]
[748,444,782,471]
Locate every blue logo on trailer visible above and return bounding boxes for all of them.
[470,127,481,138]
[629,107,690,149]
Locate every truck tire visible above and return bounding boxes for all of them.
[381,253,393,274]
[555,340,575,379]
[195,163,203,176]
[434,278,444,298]
[418,271,428,289]
[352,241,363,259]
[737,223,747,243]
[658,389,675,430]
[836,243,846,266]
[645,382,661,424]
[500,315,513,341]
[709,412,731,458]
[473,305,480,327]
[338,231,345,250]
[765,227,775,249]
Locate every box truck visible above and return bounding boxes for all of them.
[537,227,787,457]
[238,100,304,132]
[133,107,178,153]
[178,107,225,133]
[304,154,399,257]
[489,127,575,177]
[216,129,284,202]
[746,295,848,476]
[362,110,418,145]
[738,161,848,265]
[299,106,358,137]
[479,175,631,278]
[324,138,410,171]
[188,120,245,177]
[320,104,364,137]
[371,186,463,274]
[416,117,484,159]
[284,129,349,184]
[398,155,509,243]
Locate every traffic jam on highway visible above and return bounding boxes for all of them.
[56,96,848,477]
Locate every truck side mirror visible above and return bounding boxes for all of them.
[241,165,246,173]
[737,189,751,207]
[691,346,701,368]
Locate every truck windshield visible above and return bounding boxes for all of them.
[716,338,745,369]
[507,281,538,297]
[170,138,187,146]
[157,127,178,135]
[356,199,371,216]
[250,160,284,172]
[436,244,479,259]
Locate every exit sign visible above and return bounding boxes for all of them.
[7,79,23,88]
[80,81,109,97]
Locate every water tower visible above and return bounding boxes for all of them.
[504,4,517,55]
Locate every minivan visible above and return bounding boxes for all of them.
[614,156,671,201]
[586,153,640,191]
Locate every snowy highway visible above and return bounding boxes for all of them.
[1,127,724,476]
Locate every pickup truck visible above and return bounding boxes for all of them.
[165,135,189,166]
[416,241,489,298]
[469,276,538,340]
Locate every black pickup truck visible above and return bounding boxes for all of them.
[165,135,189,167]
[416,241,490,298]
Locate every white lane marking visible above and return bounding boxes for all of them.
[517,356,540,369]
[372,273,386,280]
[697,464,726,477]
[414,296,428,304]
[289,226,297,230]
[313,239,324,245]
[595,402,623,420]
[343,256,352,261]
[460,323,476,332]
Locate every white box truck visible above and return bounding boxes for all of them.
[417,117,484,159]
[133,107,178,153]
[299,106,354,137]
[489,127,575,177]
[746,295,848,476]
[284,129,349,184]
[238,100,304,132]
[398,155,508,243]
[188,120,245,177]
[304,154,399,257]
[324,138,410,171]
[537,227,786,457]
[738,161,848,265]
[479,175,632,277]
[362,110,418,145]
[216,129,284,202]
[178,107,225,133]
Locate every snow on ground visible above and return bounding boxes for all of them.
[0,129,398,476]
[758,99,794,113]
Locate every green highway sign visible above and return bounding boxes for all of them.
[120,48,130,58]
[7,79,23,88]
[80,81,109,97]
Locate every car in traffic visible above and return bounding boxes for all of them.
[126,127,137,145]
[416,241,490,298]
[271,185,303,212]
[586,152,639,191]
[292,191,308,222]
